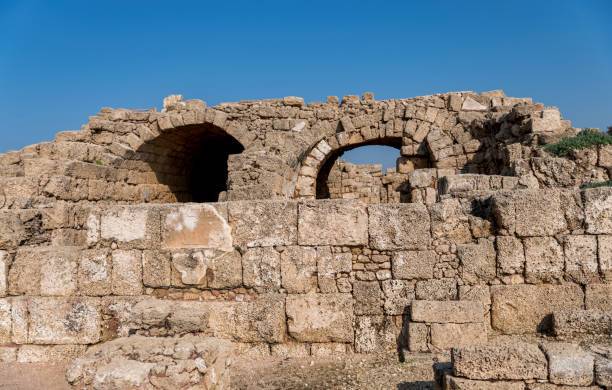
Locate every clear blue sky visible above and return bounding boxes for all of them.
[1,1,610,169]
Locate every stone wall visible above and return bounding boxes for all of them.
[2,90,607,208]
[1,187,610,362]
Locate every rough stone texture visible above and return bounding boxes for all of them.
[353,281,384,315]
[242,247,281,291]
[599,235,612,280]
[9,247,79,296]
[443,375,525,390]
[585,284,612,311]
[563,235,598,285]
[541,343,594,386]
[298,200,367,246]
[493,190,566,237]
[229,201,297,247]
[595,354,612,388]
[524,237,564,284]
[280,246,317,293]
[142,250,171,288]
[415,279,457,300]
[0,251,8,297]
[411,300,484,324]
[111,250,143,295]
[457,239,496,284]
[316,247,351,293]
[286,293,354,342]
[496,236,525,275]
[368,203,431,250]
[382,279,415,315]
[452,342,548,380]
[491,284,584,334]
[355,315,399,353]
[553,310,612,338]
[161,203,232,250]
[430,323,487,350]
[584,188,612,234]
[79,249,112,295]
[99,207,159,247]
[392,250,436,280]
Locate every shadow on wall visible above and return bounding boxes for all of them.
[136,123,244,202]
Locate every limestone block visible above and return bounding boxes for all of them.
[443,376,525,390]
[491,284,584,334]
[407,322,428,352]
[316,247,351,293]
[584,188,612,234]
[541,343,594,386]
[553,310,612,337]
[271,342,310,358]
[585,284,612,311]
[233,343,270,358]
[111,250,143,295]
[142,250,171,288]
[458,239,496,284]
[429,199,472,244]
[0,212,26,249]
[128,298,210,335]
[311,343,349,357]
[100,206,160,248]
[599,235,612,280]
[563,235,598,284]
[415,279,457,300]
[492,190,566,236]
[171,249,242,288]
[16,345,86,363]
[595,356,612,388]
[0,251,8,297]
[524,237,564,283]
[28,297,101,344]
[79,249,112,296]
[242,247,281,291]
[452,342,548,380]
[298,200,367,246]
[0,346,17,363]
[392,250,436,280]
[353,281,383,315]
[161,204,232,250]
[369,203,431,250]
[10,297,27,343]
[430,323,487,350]
[280,246,317,293]
[411,300,483,323]
[286,293,353,342]
[229,201,297,247]
[458,285,491,308]
[355,315,399,353]
[9,247,79,296]
[462,96,488,111]
[0,299,10,343]
[382,279,415,315]
[496,236,525,275]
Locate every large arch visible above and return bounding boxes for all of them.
[135,121,244,202]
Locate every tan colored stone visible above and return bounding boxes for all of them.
[316,247,351,293]
[382,279,415,315]
[0,299,10,343]
[271,342,310,358]
[111,250,143,295]
[496,236,525,275]
[584,188,612,234]
[541,342,594,386]
[161,204,232,250]
[353,281,383,315]
[563,235,598,284]
[415,279,457,300]
[142,250,171,288]
[491,284,584,334]
[524,237,564,283]
[443,376,525,390]
[598,235,612,280]
[407,322,428,352]
[355,315,399,353]
[286,293,353,342]
[452,342,548,380]
[430,323,487,350]
[553,310,612,337]
[280,246,317,293]
[9,247,79,296]
[100,206,159,247]
[458,239,496,284]
[411,300,484,323]
[298,200,368,246]
[429,199,472,244]
[369,203,431,250]
[242,247,281,291]
[28,297,101,344]
[392,250,436,280]
[79,249,112,296]
[0,251,9,297]
[229,201,297,247]
[585,284,612,311]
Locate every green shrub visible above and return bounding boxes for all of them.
[582,181,612,189]
[543,128,612,157]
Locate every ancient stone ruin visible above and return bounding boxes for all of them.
[0,90,610,389]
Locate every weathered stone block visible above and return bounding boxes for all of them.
[100,206,160,248]
[496,236,525,275]
[452,342,548,380]
[286,293,353,342]
[585,284,612,311]
[430,323,486,350]
[271,342,309,358]
[242,247,281,291]
[595,355,612,388]
[369,203,431,250]
[0,251,8,297]
[9,247,79,296]
[584,188,612,234]
[429,199,472,244]
[161,204,232,250]
[411,300,483,323]
[458,239,496,284]
[392,250,436,280]
[524,237,564,283]
[298,200,367,246]
[0,212,26,249]
[142,250,171,288]
[316,247,351,293]
[280,246,317,293]
[563,235,598,284]
[491,285,584,334]
[443,376,525,390]
[170,249,242,288]
[597,235,612,280]
[111,250,143,295]
[382,279,415,315]
[542,343,594,386]
[79,249,112,296]
[28,297,101,344]
[355,315,399,353]
[0,299,10,343]
[553,310,612,337]
[353,281,383,315]
[407,322,428,352]
[492,190,566,236]
[415,279,457,300]
[229,201,297,247]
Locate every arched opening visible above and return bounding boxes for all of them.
[316,138,405,202]
[137,123,244,202]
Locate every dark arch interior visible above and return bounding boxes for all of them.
[136,123,244,202]
[316,137,403,199]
